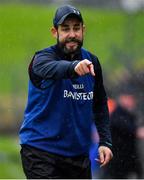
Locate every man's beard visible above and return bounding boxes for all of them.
[57,37,83,55]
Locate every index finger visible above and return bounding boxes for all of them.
[88,63,95,76]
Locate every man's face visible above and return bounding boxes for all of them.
[53,17,85,54]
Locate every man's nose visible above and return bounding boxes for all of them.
[69,30,76,38]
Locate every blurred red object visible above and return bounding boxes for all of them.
[108,98,117,115]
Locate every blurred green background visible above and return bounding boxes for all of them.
[0,1,144,178]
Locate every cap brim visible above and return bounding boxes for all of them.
[57,13,83,25]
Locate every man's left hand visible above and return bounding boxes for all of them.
[96,146,113,167]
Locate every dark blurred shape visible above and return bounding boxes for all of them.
[101,94,143,179]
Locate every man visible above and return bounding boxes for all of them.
[19,5,113,179]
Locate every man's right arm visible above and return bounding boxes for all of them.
[31,51,79,80]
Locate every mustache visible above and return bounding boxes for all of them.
[65,38,81,43]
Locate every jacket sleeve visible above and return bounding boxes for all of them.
[92,55,112,150]
[29,50,79,89]
[32,50,79,80]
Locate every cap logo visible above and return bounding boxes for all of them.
[73,8,80,15]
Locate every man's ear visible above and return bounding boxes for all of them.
[82,24,86,34]
[51,27,58,38]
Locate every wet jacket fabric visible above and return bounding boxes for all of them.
[19,44,112,156]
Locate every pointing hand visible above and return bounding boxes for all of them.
[74,59,95,76]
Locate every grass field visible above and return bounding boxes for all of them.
[0,135,25,179]
[0,3,143,95]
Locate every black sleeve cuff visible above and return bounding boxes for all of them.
[99,141,113,151]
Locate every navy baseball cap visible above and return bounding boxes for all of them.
[53,5,83,27]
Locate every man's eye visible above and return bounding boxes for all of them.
[62,28,69,32]
[74,27,80,31]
